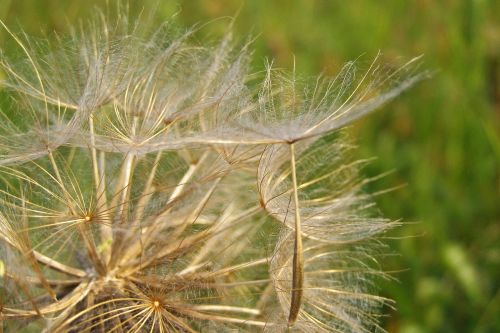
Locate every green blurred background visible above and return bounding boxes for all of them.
[0,1,498,332]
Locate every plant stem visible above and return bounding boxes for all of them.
[89,115,111,260]
[288,142,303,325]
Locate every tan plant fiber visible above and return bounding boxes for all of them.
[0,7,428,333]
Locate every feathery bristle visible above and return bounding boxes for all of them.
[0,7,427,333]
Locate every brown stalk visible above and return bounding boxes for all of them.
[89,115,111,260]
[33,251,86,277]
[288,142,304,325]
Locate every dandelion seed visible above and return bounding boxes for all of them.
[0,6,426,333]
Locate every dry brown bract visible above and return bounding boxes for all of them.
[0,8,428,333]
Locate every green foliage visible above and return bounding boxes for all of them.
[1,1,498,332]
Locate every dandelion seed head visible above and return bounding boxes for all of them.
[0,5,426,332]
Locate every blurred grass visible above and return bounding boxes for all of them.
[1,1,498,332]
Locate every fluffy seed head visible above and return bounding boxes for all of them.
[0,7,428,333]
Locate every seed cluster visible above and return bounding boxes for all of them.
[0,9,427,333]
